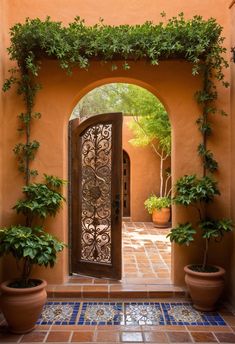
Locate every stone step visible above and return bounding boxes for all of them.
[46,283,187,299]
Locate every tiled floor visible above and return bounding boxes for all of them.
[67,222,171,285]
[1,300,235,343]
[47,222,174,299]
[122,222,171,281]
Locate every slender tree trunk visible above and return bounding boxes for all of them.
[202,238,209,270]
[21,258,32,287]
[160,154,163,197]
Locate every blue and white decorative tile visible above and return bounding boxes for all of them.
[162,303,203,325]
[124,302,164,325]
[36,301,227,326]
[78,302,123,325]
[161,303,226,326]
[37,302,80,325]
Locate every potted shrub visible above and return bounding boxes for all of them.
[144,195,171,227]
[167,175,233,311]
[0,175,66,334]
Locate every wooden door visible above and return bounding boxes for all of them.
[123,151,130,217]
[70,113,123,279]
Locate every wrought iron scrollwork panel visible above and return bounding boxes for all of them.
[80,124,112,264]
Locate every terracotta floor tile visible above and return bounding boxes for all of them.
[120,331,143,342]
[46,331,71,342]
[143,331,168,342]
[187,325,231,332]
[0,331,22,342]
[68,277,94,284]
[167,331,192,342]
[36,325,51,330]
[71,331,94,342]
[141,325,186,331]
[82,285,109,298]
[222,315,235,326]
[96,331,120,342]
[215,332,235,343]
[190,332,217,342]
[122,222,171,281]
[20,331,47,342]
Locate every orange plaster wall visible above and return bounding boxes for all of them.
[122,117,169,222]
[0,0,233,287]
[229,2,235,309]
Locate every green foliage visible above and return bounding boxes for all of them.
[13,176,66,219]
[174,175,220,206]
[144,195,171,213]
[0,225,66,286]
[5,14,227,79]
[128,111,171,156]
[168,174,233,269]
[197,144,218,172]
[0,226,65,267]
[167,223,196,246]
[199,219,233,240]
[13,140,40,176]
[0,174,66,287]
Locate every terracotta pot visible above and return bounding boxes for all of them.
[152,207,170,227]
[0,279,47,334]
[184,265,225,311]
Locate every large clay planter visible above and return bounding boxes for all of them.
[184,265,225,311]
[0,279,47,334]
[152,207,170,227]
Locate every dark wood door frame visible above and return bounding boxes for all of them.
[69,113,123,279]
[123,150,130,217]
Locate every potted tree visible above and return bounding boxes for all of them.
[0,174,66,334]
[167,174,233,311]
[125,90,171,227]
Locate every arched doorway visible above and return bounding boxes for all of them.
[69,83,172,282]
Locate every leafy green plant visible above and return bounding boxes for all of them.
[13,175,66,223]
[144,195,171,213]
[0,226,65,288]
[0,174,66,288]
[128,108,171,199]
[167,175,233,271]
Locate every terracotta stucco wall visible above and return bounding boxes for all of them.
[229,0,235,309]
[0,0,232,288]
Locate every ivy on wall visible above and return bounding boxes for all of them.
[3,13,228,184]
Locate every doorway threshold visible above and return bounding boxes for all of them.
[47,275,186,299]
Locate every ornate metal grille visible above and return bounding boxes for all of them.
[80,123,112,264]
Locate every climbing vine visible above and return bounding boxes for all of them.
[3,13,228,185]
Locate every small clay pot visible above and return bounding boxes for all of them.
[152,207,171,227]
[0,279,47,333]
[184,265,225,311]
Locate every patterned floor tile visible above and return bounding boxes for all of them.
[78,302,123,325]
[37,302,80,325]
[124,302,164,325]
[161,303,226,326]
[35,301,227,327]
